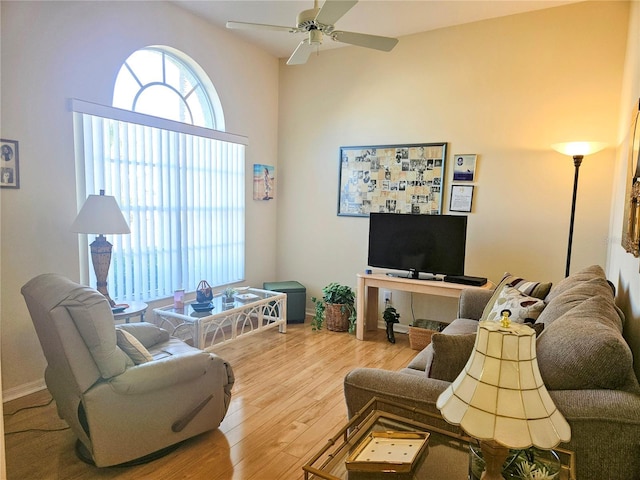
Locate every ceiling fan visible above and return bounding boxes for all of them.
[226,0,399,65]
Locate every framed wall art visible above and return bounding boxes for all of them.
[337,142,447,217]
[452,154,476,182]
[253,164,275,201]
[450,185,474,212]
[0,139,19,188]
[622,98,640,258]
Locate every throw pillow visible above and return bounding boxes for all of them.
[116,328,153,365]
[484,287,546,323]
[427,333,477,382]
[480,273,552,322]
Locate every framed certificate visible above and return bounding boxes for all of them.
[450,185,474,212]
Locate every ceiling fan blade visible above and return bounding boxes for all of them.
[287,39,315,65]
[315,0,358,26]
[226,21,297,33]
[332,31,399,52]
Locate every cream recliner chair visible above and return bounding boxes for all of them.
[21,273,234,467]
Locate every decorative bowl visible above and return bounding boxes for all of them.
[191,302,214,312]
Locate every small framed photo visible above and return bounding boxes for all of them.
[450,185,474,212]
[452,154,476,182]
[0,139,19,188]
[253,164,275,200]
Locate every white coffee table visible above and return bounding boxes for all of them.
[153,288,287,350]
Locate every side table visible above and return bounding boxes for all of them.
[303,397,575,480]
[113,301,148,323]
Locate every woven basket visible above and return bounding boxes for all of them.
[325,303,350,332]
[409,319,446,350]
[409,327,437,350]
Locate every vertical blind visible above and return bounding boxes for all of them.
[73,101,246,302]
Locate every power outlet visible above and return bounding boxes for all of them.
[383,290,392,304]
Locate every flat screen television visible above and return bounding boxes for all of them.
[367,213,467,279]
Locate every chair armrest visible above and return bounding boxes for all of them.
[116,322,170,348]
[457,288,493,320]
[108,351,217,394]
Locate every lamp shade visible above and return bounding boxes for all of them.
[551,141,606,157]
[436,321,571,450]
[71,191,130,235]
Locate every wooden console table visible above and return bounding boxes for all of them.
[356,273,494,340]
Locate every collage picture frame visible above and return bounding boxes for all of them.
[337,142,447,217]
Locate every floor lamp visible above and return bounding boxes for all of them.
[551,142,606,277]
[72,190,130,307]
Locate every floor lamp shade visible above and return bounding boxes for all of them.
[551,142,606,277]
[72,191,130,306]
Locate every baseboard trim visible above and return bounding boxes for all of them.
[2,379,47,403]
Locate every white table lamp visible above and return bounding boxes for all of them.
[72,190,130,306]
[436,318,571,480]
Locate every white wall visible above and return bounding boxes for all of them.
[0,1,279,398]
[277,1,629,326]
[608,0,640,379]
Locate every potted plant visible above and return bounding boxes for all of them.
[311,283,356,333]
[222,287,237,307]
[382,302,400,343]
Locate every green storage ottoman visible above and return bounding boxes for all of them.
[263,280,306,324]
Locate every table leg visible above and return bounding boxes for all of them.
[356,275,366,340]
[365,286,379,332]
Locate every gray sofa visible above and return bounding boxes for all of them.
[344,265,640,480]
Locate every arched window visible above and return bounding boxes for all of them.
[112,46,224,130]
[73,46,246,302]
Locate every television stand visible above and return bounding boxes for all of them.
[356,272,494,341]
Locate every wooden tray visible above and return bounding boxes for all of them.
[345,431,430,473]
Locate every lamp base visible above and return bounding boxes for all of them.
[90,235,116,307]
[479,440,509,480]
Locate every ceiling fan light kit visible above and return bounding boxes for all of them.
[226,0,399,65]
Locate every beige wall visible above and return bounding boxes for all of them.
[0,1,280,398]
[608,0,640,378]
[277,1,629,325]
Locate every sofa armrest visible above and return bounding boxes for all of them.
[116,322,171,348]
[108,350,221,394]
[550,389,640,480]
[344,368,459,434]
[457,288,493,320]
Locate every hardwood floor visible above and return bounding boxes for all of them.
[4,322,416,480]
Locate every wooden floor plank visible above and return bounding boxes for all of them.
[4,322,414,479]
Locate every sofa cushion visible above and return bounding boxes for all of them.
[484,287,546,323]
[544,264,608,303]
[536,276,621,329]
[427,333,477,382]
[441,318,479,335]
[537,295,640,393]
[407,318,480,375]
[406,344,434,371]
[480,273,551,322]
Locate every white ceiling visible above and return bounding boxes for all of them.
[173,0,582,59]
